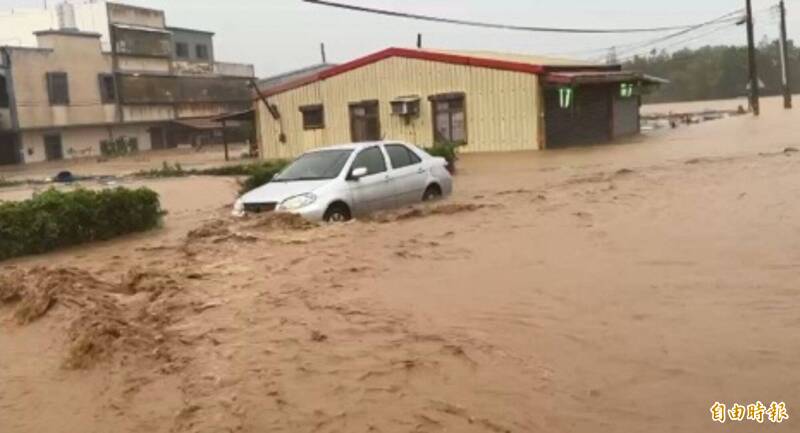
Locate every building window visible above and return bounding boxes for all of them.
[175,42,189,58]
[299,104,324,130]
[349,100,381,142]
[98,74,116,103]
[46,72,69,106]
[195,44,209,60]
[430,93,466,144]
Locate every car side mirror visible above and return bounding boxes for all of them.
[350,167,368,180]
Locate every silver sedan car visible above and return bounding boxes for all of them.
[233,141,453,222]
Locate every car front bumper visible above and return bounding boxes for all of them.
[233,200,328,222]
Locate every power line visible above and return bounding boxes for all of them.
[541,10,744,61]
[304,0,743,34]
[617,22,743,63]
[614,19,742,61]
[614,6,777,62]
[614,6,783,66]
[612,10,745,59]
[546,4,776,61]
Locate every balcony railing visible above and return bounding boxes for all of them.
[117,74,253,105]
[112,25,172,58]
[213,62,255,78]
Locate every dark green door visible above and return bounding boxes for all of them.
[0,133,20,165]
[44,133,63,161]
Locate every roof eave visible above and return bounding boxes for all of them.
[255,47,551,100]
[544,71,668,86]
[167,26,216,36]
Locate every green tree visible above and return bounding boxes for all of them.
[624,39,799,103]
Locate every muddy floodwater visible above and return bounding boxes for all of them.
[1,96,798,433]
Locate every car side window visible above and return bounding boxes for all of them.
[407,147,422,165]
[351,146,387,176]
[386,144,421,169]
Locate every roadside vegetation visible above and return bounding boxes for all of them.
[625,39,800,103]
[135,160,290,195]
[426,141,461,173]
[0,178,26,189]
[135,161,190,178]
[0,187,163,261]
[136,160,287,178]
[236,161,289,194]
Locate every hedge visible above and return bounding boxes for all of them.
[200,160,287,178]
[135,160,289,195]
[0,178,25,189]
[136,160,289,179]
[237,161,289,195]
[0,187,163,261]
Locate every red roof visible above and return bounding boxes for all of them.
[258,47,550,98]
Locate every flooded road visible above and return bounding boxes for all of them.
[1,96,798,433]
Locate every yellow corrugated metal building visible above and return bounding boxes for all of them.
[255,48,660,158]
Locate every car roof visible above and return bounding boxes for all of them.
[304,141,405,154]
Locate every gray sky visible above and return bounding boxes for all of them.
[5,0,799,76]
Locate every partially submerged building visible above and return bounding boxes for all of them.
[255,48,664,159]
[0,1,254,165]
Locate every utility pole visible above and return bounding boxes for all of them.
[746,0,760,116]
[606,46,619,65]
[417,33,422,49]
[779,0,792,109]
[221,120,229,162]
[320,43,327,64]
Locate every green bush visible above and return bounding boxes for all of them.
[197,160,287,177]
[0,178,25,189]
[238,161,288,195]
[425,141,461,173]
[133,160,289,195]
[0,187,163,261]
[135,160,288,180]
[100,136,139,157]
[136,161,187,178]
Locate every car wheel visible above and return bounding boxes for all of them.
[422,184,442,202]
[323,203,351,223]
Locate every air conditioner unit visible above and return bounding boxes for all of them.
[390,96,420,118]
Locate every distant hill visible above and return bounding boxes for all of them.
[623,39,799,103]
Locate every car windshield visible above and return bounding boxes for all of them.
[273,149,353,182]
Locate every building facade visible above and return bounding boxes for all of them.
[0,1,254,165]
[255,48,663,160]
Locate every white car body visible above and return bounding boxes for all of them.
[233,141,453,221]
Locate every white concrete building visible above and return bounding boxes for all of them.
[0,1,254,165]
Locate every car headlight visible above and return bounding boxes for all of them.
[278,193,316,211]
[232,198,245,216]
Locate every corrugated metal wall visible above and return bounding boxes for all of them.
[612,95,640,138]
[258,56,540,159]
[544,85,612,148]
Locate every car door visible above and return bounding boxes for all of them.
[347,146,398,215]
[385,143,427,205]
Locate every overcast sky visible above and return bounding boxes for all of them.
[5,0,798,76]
